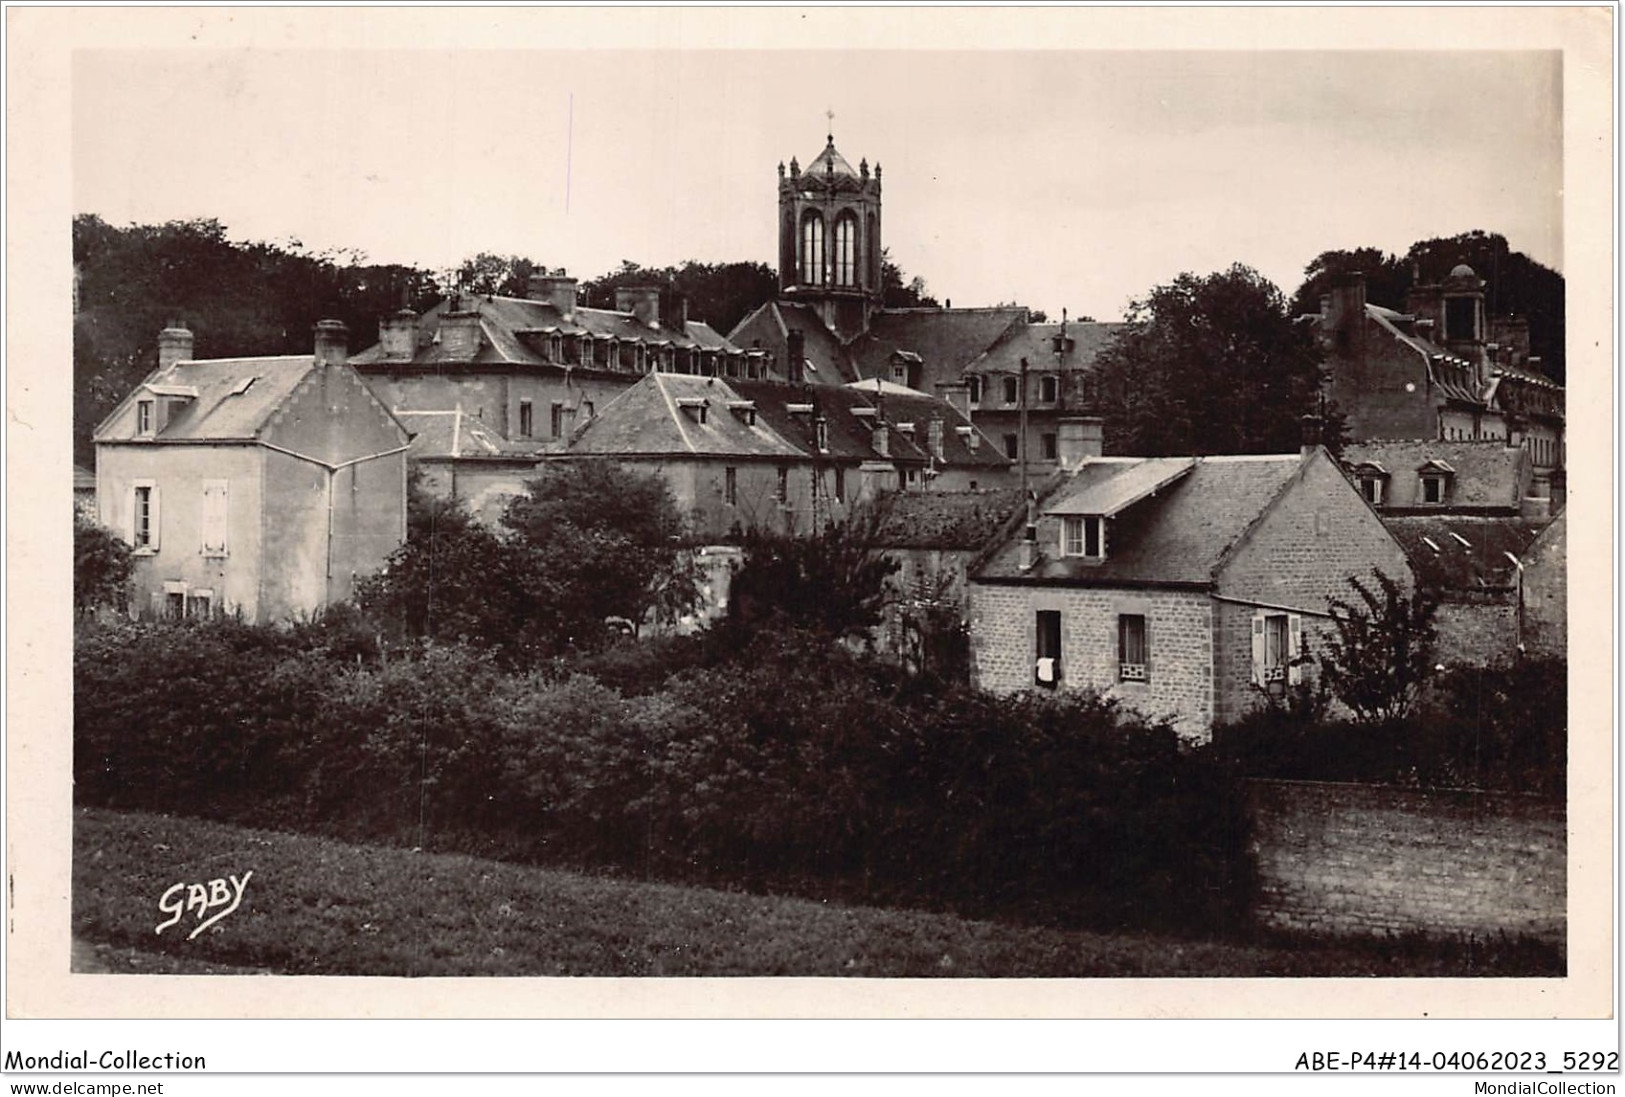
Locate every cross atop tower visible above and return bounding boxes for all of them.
[826,108,834,143]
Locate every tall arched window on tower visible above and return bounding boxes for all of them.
[833,211,858,287]
[800,212,825,286]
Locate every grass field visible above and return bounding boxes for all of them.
[72,807,1559,978]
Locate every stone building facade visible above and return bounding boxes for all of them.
[968,447,1415,737]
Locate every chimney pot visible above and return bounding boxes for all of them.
[528,273,578,320]
[157,323,194,373]
[314,319,349,368]
[786,329,807,385]
[615,285,662,329]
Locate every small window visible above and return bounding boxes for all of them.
[582,400,594,421]
[1040,375,1058,404]
[137,400,155,436]
[189,589,215,620]
[1041,433,1058,461]
[550,402,564,439]
[1062,515,1104,559]
[1003,377,1019,405]
[1420,474,1445,504]
[1003,434,1019,460]
[1035,610,1062,688]
[816,418,829,452]
[776,466,789,503]
[519,400,534,438]
[1360,477,1383,505]
[1118,615,1148,681]
[1252,612,1302,687]
[967,377,982,407]
[725,467,737,506]
[834,467,846,503]
[131,482,158,551]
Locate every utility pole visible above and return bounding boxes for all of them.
[1020,355,1035,563]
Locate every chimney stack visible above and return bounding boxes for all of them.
[528,273,578,321]
[1325,272,1367,334]
[1018,524,1038,571]
[157,322,194,373]
[1056,416,1104,470]
[615,285,662,329]
[313,319,349,369]
[1299,413,1324,458]
[786,329,806,385]
[378,308,420,360]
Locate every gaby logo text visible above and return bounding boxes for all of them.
[155,872,253,939]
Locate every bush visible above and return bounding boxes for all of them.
[1214,655,1566,796]
[75,617,1257,934]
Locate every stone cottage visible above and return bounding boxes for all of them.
[94,321,409,622]
[967,444,1415,738]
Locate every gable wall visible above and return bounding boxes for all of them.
[264,366,406,466]
[968,582,1215,737]
[96,443,265,620]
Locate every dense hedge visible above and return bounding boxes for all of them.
[1212,656,1566,797]
[75,619,1254,933]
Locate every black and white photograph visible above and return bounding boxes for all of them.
[5,4,1613,1059]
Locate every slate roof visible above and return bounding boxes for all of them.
[848,307,1029,396]
[351,294,745,372]
[963,321,1127,375]
[1341,440,1529,510]
[729,299,860,383]
[1366,305,1486,407]
[976,454,1306,585]
[844,379,1011,471]
[395,408,525,461]
[73,465,96,492]
[568,374,805,460]
[729,379,910,464]
[872,489,1028,550]
[1382,515,1543,593]
[805,138,859,179]
[95,356,315,442]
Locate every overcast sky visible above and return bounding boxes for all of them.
[74,48,1562,323]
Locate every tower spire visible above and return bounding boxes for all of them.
[826,108,834,144]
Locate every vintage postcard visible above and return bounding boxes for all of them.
[4,5,1614,1046]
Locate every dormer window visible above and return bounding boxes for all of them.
[1360,476,1384,506]
[728,400,758,427]
[137,399,155,436]
[1417,459,1455,505]
[816,418,829,452]
[550,334,563,362]
[677,397,709,425]
[967,376,982,407]
[1062,515,1105,560]
[957,425,980,452]
[1349,461,1388,506]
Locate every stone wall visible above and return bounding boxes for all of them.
[1247,779,1565,944]
[968,582,1214,735]
[1433,594,1519,667]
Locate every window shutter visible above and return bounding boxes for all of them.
[1287,614,1304,685]
[148,485,161,551]
[1250,613,1266,686]
[201,479,228,556]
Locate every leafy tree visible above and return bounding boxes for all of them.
[353,479,535,656]
[454,253,543,298]
[1319,568,1439,725]
[1093,264,1340,456]
[1289,246,1411,316]
[721,505,901,646]
[500,459,700,642]
[74,512,131,616]
[579,259,778,336]
[880,248,941,309]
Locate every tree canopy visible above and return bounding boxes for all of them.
[355,462,699,664]
[1290,231,1565,383]
[578,259,778,337]
[1093,264,1338,457]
